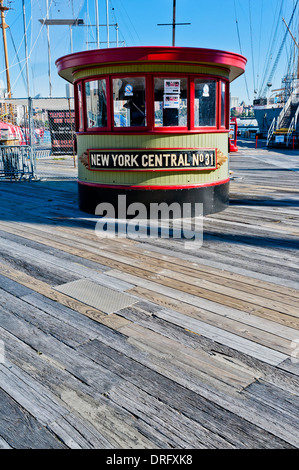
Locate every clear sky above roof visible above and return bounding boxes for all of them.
[1,0,298,104]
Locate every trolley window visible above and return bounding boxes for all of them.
[221,81,227,127]
[85,79,108,129]
[154,77,187,128]
[77,81,84,130]
[194,79,216,128]
[113,77,146,127]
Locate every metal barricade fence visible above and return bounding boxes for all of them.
[0,97,76,182]
[0,145,35,181]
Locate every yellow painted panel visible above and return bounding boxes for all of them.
[77,133,229,186]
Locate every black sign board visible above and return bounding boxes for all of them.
[88,149,217,171]
[48,110,75,155]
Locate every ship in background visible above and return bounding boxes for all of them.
[253,1,299,145]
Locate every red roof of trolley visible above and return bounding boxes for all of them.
[56,46,247,83]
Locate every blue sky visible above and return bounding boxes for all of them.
[1,0,298,104]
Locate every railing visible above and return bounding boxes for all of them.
[286,102,299,147]
[0,145,36,181]
[34,148,52,159]
[286,117,295,147]
[276,93,293,129]
[294,101,299,130]
[266,117,276,146]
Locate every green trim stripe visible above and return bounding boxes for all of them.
[73,63,230,81]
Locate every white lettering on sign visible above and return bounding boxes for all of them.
[88,149,217,170]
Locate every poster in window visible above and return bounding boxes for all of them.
[164,94,180,108]
[124,84,133,96]
[164,80,180,94]
[203,84,210,97]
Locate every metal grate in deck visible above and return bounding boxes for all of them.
[55,279,137,314]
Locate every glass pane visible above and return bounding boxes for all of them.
[154,78,187,127]
[113,77,146,127]
[194,79,216,127]
[77,82,83,129]
[221,81,226,127]
[85,79,107,128]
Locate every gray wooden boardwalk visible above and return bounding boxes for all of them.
[0,140,299,449]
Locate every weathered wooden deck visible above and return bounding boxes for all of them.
[0,140,299,449]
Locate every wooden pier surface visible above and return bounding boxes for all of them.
[0,140,299,449]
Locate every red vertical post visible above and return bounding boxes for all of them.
[293,136,295,150]
[255,134,258,148]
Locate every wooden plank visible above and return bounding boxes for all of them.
[128,286,299,340]
[106,382,234,449]
[0,232,134,292]
[21,292,114,340]
[118,321,262,391]
[34,220,299,307]
[0,362,69,427]
[0,388,66,449]
[135,308,287,366]
[0,288,92,349]
[0,328,118,449]
[52,388,158,449]
[79,339,294,448]
[110,271,294,360]
[1,215,299,300]
[0,309,123,390]
[0,188,298,269]
[48,414,113,449]
[0,261,130,331]
[244,379,299,422]
[0,273,34,298]
[127,302,299,398]
[1,217,297,333]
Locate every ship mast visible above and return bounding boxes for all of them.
[282,16,299,80]
[0,0,13,122]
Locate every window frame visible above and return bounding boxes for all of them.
[74,79,84,132]
[151,73,189,132]
[84,76,111,132]
[192,75,218,131]
[111,74,149,132]
[74,73,230,134]
[219,79,229,129]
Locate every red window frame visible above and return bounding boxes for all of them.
[151,74,189,133]
[111,74,149,132]
[192,75,218,131]
[219,80,229,129]
[74,73,230,133]
[84,76,111,132]
[74,80,84,132]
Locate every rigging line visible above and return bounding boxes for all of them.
[28,3,53,59]
[11,57,28,93]
[233,0,250,102]
[258,0,283,96]
[256,0,264,92]
[110,0,123,46]
[110,0,128,46]
[248,0,256,93]
[258,1,280,96]
[110,0,131,44]
[262,0,299,97]
[112,0,142,45]
[75,0,85,19]
[7,26,27,90]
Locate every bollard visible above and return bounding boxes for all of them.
[255,135,258,148]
